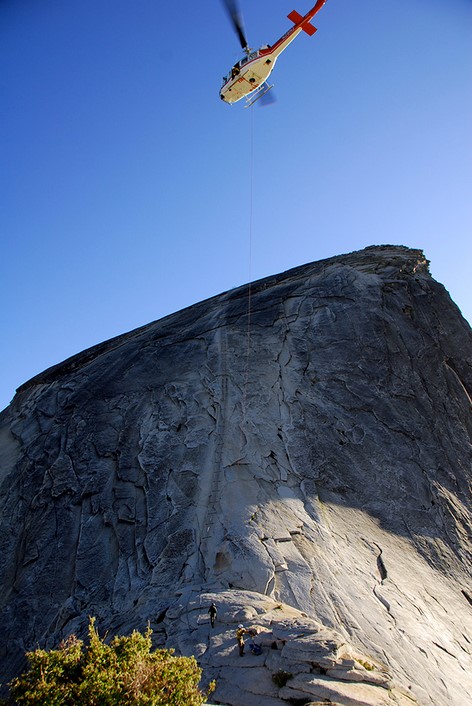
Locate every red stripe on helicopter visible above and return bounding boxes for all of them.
[287,10,317,35]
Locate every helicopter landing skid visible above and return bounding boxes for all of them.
[244,82,274,107]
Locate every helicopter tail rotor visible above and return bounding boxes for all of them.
[221,0,249,53]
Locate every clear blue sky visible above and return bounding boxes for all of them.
[1,0,471,411]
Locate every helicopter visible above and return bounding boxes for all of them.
[220,0,328,106]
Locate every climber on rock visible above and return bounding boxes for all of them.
[236,624,246,656]
[208,602,217,628]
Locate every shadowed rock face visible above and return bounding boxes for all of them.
[1,245,471,705]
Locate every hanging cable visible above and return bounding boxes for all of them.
[241,105,255,428]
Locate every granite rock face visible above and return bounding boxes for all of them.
[1,245,471,705]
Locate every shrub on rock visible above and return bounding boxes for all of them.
[7,618,214,706]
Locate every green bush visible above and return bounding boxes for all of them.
[8,618,214,706]
[271,670,293,688]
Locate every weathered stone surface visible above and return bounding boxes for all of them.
[172,590,415,706]
[1,245,471,706]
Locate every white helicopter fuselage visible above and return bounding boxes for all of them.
[220,48,279,104]
[220,1,327,104]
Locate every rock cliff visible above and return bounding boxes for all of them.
[1,245,471,705]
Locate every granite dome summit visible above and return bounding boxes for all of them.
[1,245,471,705]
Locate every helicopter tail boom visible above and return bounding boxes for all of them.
[287,10,317,36]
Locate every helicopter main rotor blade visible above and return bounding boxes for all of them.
[221,0,248,51]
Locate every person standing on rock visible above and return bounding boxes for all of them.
[208,602,217,628]
[236,624,246,656]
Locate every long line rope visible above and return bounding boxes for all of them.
[241,105,255,430]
